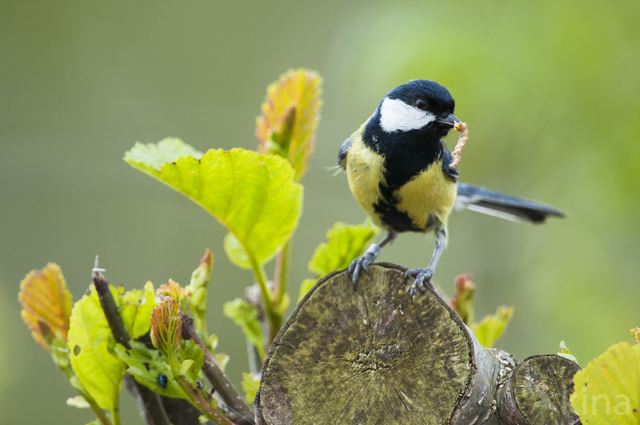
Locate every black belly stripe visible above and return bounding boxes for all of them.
[374,181,445,233]
[373,200,421,232]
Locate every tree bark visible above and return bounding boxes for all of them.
[255,263,580,424]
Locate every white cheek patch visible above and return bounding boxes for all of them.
[379,97,435,133]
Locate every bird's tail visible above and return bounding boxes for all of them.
[454,182,565,223]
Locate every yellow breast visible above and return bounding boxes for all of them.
[345,133,456,232]
[345,136,388,229]
[394,162,457,230]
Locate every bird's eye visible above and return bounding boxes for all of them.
[415,99,428,110]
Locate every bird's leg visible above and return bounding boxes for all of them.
[348,232,397,289]
[406,229,447,300]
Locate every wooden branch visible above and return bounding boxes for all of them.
[255,263,580,424]
[500,355,581,425]
[182,313,255,425]
[92,262,171,425]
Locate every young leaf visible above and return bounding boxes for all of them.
[150,298,183,354]
[186,249,213,336]
[214,352,230,372]
[19,263,72,351]
[120,281,155,339]
[558,340,579,364]
[157,279,189,313]
[68,286,126,410]
[223,298,265,360]
[178,339,205,383]
[632,327,640,344]
[307,221,379,277]
[256,69,323,181]
[470,306,514,348]
[571,342,640,424]
[125,146,303,269]
[179,359,194,376]
[115,341,188,400]
[449,274,476,325]
[241,373,261,405]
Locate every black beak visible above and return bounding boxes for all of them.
[436,113,460,128]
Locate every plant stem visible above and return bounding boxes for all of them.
[91,403,112,425]
[176,375,238,425]
[110,408,120,425]
[182,314,255,425]
[248,256,281,346]
[272,240,291,306]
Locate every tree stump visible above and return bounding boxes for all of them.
[500,355,581,425]
[255,263,580,424]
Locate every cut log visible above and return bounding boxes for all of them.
[255,263,580,425]
[500,355,581,425]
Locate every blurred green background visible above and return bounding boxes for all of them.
[2,0,639,423]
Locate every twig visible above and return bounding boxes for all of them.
[176,375,237,425]
[124,375,171,425]
[92,257,171,425]
[182,313,255,425]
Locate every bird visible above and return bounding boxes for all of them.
[338,79,565,299]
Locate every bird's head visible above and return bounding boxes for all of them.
[376,80,459,139]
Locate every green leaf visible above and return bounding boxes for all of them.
[124,138,203,170]
[121,281,155,339]
[470,306,514,348]
[19,263,72,351]
[308,220,378,277]
[298,278,317,302]
[558,340,579,364]
[256,69,323,181]
[241,373,261,405]
[178,339,205,383]
[180,359,194,376]
[115,341,188,399]
[223,298,265,360]
[571,342,640,424]
[68,286,125,410]
[125,146,303,269]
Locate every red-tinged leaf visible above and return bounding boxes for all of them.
[19,263,72,351]
[449,274,476,325]
[256,69,323,180]
[150,298,182,353]
[157,279,189,313]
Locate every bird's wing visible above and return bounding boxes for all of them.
[441,148,459,180]
[337,137,351,170]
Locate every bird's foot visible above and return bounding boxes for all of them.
[348,251,377,290]
[405,268,435,301]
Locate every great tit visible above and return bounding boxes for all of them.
[338,79,564,298]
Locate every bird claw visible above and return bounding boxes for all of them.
[348,251,376,290]
[405,268,434,301]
